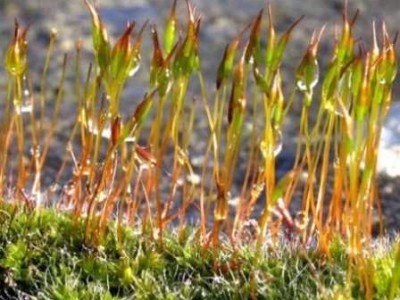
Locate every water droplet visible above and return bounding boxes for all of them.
[30,146,40,159]
[324,99,347,117]
[176,177,184,186]
[124,136,136,143]
[139,163,150,171]
[248,55,255,65]
[250,182,264,199]
[164,69,171,79]
[63,182,76,197]
[186,173,200,185]
[48,182,62,194]
[338,73,351,90]
[214,211,227,221]
[14,98,33,115]
[86,117,136,143]
[259,129,282,158]
[273,129,283,157]
[163,80,173,95]
[87,117,112,139]
[96,191,108,203]
[190,155,204,167]
[259,141,268,158]
[333,158,340,168]
[296,60,319,92]
[228,196,240,207]
[14,76,33,114]
[295,211,309,232]
[296,80,308,92]
[128,64,140,77]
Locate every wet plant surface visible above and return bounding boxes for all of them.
[0,0,400,299]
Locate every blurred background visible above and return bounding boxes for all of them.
[0,0,400,231]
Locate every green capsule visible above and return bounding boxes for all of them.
[133,89,157,127]
[356,57,370,121]
[84,0,111,75]
[164,0,177,55]
[110,22,135,84]
[149,26,164,87]
[295,27,324,95]
[245,9,263,65]
[5,21,28,76]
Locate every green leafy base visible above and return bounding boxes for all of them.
[0,203,398,300]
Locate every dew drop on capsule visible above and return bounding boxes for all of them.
[296,79,308,92]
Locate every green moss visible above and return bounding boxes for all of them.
[0,203,397,299]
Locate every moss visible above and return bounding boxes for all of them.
[0,203,397,299]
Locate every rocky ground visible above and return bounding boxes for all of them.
[0,0,399,233]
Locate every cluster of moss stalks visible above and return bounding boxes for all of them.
[1,0,400,298]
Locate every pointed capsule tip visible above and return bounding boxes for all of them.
[393,31,399,45]
[350,9,359,27]
[171,0,178,16]
[342,0,348,22]
[267,4,274,27]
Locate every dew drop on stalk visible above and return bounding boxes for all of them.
[139,163,150,171]
[247,55,255,65]
[86,115,134,142]
[164,81,173,94]
[186,173,200,185]
[14,98,33,115]
[125,184,132,196]
[259,141,267,158]
[250,182,264,199]
[124,136,136,143]
[30,145,40,159]
[259,129,282,158]
[214,210,227,221]
[96,191,108,203]
[14,77,33,114]
[164,69,171,79]
[19,102,33,114]
[333,158,340,168]
[176,177,184,186]
[177,150,186,166]
[335,94,351,118]
[323,99,346,117]
[87,116,112,139]
[334,102,344,117]
[273,128,283,157]
[81,159,92,176]
[128,64,140,77]
[294,211,309,232]
[48,182,62,194]
[190,155,204,167]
